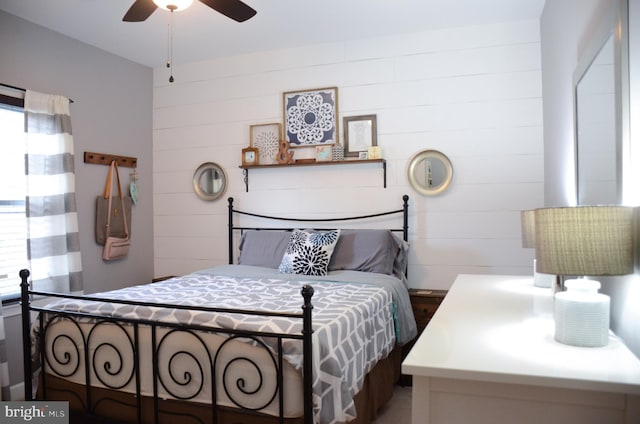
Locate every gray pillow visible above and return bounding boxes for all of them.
[238,229,409,277]
[328,229,400,275]
[390,232,410,285]
[237,230,291,268]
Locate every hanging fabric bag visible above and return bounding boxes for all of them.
[95,160,132,245]
[99,161,131,260]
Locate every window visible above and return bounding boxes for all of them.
[0,93,27,302]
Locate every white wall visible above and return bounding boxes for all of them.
[152,20,544,290]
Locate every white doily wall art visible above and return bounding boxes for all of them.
[250,122,282,165]
[283,87,338,147]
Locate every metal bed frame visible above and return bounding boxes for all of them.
[227,195,410,264]
[20,194,409,424]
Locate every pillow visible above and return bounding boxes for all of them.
[328,229,400,275]
[278,229,341,276]
[390,232,410,285]
[238,230,291,268]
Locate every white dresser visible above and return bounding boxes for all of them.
[402,274,640,424]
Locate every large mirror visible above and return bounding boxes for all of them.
[193,162,227,201]
[574,0,628,205]
[407,150,453,196]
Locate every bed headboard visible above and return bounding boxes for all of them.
[227,195,409,265]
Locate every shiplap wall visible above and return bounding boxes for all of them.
[152,20,543,290]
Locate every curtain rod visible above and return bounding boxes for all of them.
[0,83,74,103]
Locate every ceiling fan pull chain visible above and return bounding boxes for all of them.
[165,21,170,69]
[167,7,175,83]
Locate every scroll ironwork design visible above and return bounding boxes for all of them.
[42,314,84,378]
[156,328,212,401]
[215,335,280,411]
[87,321,136,390]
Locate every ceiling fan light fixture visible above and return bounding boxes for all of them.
[152,0,194,12]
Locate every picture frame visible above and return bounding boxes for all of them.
[250,123,281,165]
[343,114,377,158]
[315,145,332,162]
[241,147,259,166]
[283,87,338,147]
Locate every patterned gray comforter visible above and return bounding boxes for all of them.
[44,265,416,424]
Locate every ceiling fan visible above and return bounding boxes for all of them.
[123,0,257,23]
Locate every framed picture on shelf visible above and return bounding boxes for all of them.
[343,114,377,158]
[250,123,281,165]
[241,147,259,166]
[283,87,338,147]
[315,145,332,162]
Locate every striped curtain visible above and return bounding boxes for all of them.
[0,304,6,400]
[0,91,84,400]
[23,91,83,294]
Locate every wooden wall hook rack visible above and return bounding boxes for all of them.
[84,151,138,168]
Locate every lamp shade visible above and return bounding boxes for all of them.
[534,206,634,276]
[520,210,536,248]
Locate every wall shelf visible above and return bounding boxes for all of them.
[239,159,386,192]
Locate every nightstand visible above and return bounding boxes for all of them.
[400,288,447,385]
[152,275,176,283]
[409,288,448,334]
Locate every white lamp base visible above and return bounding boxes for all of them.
[554,279,610,347]
[532,259,554,288]
[534,271,555,288]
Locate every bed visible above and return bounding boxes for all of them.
[21,194,415,424]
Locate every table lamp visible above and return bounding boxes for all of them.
[520,210,555,288]
[534,206,634,347]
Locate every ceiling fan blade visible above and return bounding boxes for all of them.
[123,0,158,22]
[198,0,257,22]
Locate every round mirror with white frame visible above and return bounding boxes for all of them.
[193,162,227,201]
[407,150,453,196]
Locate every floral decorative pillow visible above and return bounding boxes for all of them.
[278,229,341,276]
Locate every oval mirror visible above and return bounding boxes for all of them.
[193,162,227,201]
[407,150,453,196]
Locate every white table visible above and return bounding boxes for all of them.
[402,274,640,424]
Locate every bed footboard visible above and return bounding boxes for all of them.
[20,269,314,424]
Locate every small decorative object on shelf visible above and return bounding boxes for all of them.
[276,139,295,164]
[368,146,382,160]
[316,145,332,162]
[358,151,368,160]
[241,147,259,166]
[332,142,344,161]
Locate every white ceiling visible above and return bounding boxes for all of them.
[0,0,546,68]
